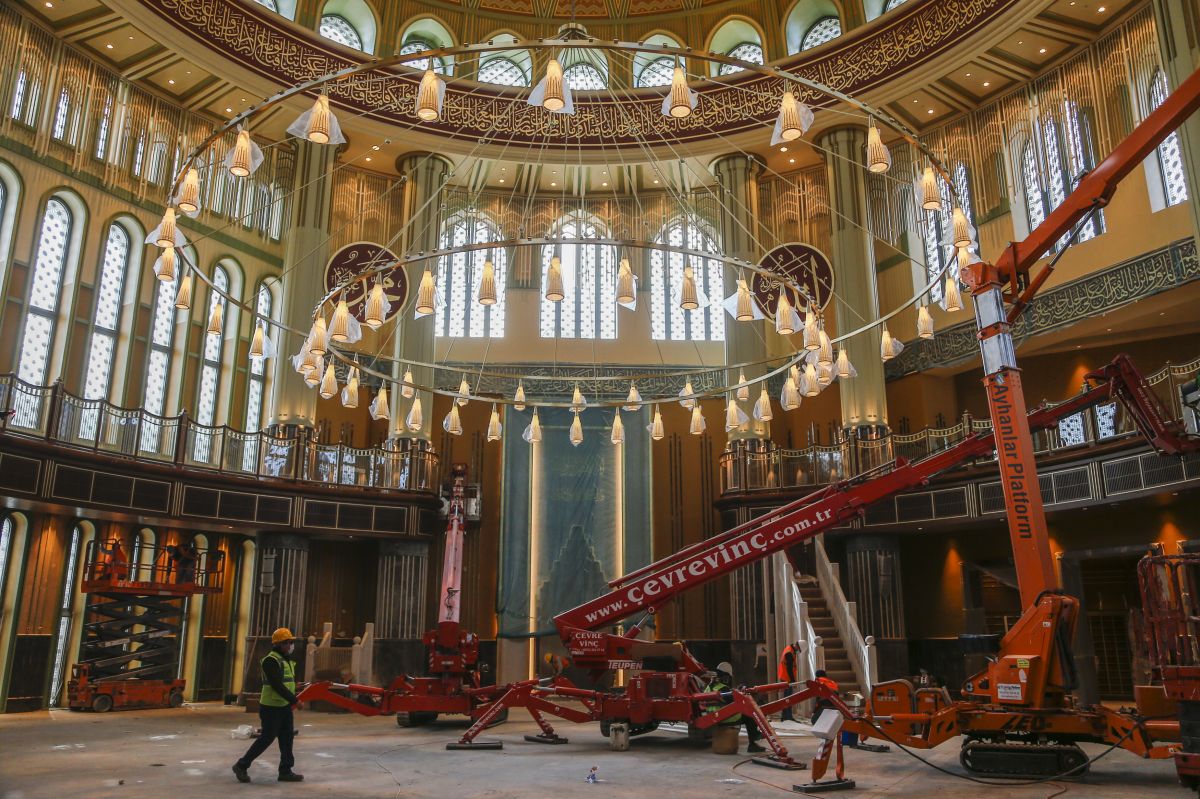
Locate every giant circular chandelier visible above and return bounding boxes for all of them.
[153,31,977,442]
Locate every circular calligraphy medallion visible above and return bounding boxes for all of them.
[751,243,835,317]
[324,242,407,323]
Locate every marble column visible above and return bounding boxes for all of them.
[389,153,453,445]
[268,139,339,431]
[375,539,429,639]
[816,126,890,436]
[711,153,769,442]
[1151,0,1200,240]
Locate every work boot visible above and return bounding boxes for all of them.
[232,764,250,783]
[278,771,305,782]
[747,742,766,753]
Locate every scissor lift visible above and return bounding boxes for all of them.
[67,538,224,712]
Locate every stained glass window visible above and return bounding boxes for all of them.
[48,525,81,707]
[15,199,72,428]
[140,263,180,452]
[801,18,841,51]
[1151,70,1189,207]
[9,70,39,125]
[401,38,447,74]
[649,219,725,342]
[320,14,363,51]
[51,88,71,142]
[1021,142,1046,233]
[637,57,675,88]
[436,216,507,338]
[564,63,607,91]
[193,266,229,462]
[540,220,617,340]
[243,283,273,471]
[79,224,131,441]
[1024,107,1104,250]
[95,95,112,160]
[478,57,527,86]
[718,42,764,76]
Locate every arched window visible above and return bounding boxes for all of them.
[49,523,83,706]
[1022,106,1103,249]
[883,0,908,10]
[0,516,11,598]
[320,14,363,50]
[51,88,72,143]
[650,218,725,341]
[801,17,842,50]
[436,215,507,338]
[564,62,607,91]
[140,258,181,452]
[1151,70,1189,207]
[94,95,113,160]
[540,219,617,340]
[78,223,133,440]
[401,36,448,75]
[14,198,72,427]
[245,282,274,436]
[478,56,528,86]
[9,70,40,126]
[636,57,676,88]
[718,43,764,76]
[193,266,230,462]
[921,163,974,303]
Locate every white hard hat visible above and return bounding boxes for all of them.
[716,661,733,674]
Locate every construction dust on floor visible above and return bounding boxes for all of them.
[0,704,1189,798]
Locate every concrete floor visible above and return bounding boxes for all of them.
[0,704,1190,798]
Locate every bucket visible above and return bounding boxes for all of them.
[711,724,740,755]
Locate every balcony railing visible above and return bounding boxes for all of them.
[721,355,1200,495]
[0,375,438,493]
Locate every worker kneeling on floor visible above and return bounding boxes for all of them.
[705,661,766,754]
[233,628,305,784]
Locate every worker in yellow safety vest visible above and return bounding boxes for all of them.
[705,662,765,754]
[233,628,305,784]
[778,641,800,721]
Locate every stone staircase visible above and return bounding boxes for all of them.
[797,582,861,697]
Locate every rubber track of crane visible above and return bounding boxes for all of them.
[959,741,1090,778]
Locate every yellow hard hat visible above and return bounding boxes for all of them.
[271,627,296,644]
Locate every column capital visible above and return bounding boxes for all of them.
[814,124,869,157]
[708,152,764,183]
[394,151,455,175]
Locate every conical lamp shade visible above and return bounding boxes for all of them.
[457,376,471,406]
[443,404,463,436]
[836,348,853,379]
[881,325,898,361]
[754,386,773,422]
[952,207,972,249]
[650,406,665,440]
[329,299,352,342]
[945,273,963,313]
[542,59,566,112]
[178,168,201,214]
[229,130,253,177]
[624,382,641,412]
[781,376,801,410]
[667,65,692,118]
[319,363,337,399]
[679,265,699,310]
[416,270,436,315]
[341,368,359,408]
[571,383,586,411]
[917,304,934,339]
[155,247,176,282]
[546,256,565,302]
[304,356,323,387]
[308,316,328,357]
[817,362,833,386]
[156,208,177,248]
[249,321,265,358]
[487,404,502,442]
[725,398,742,432]
[803,363,820,397]
[803,310,820,351]
[364,281,387,329]
[416,70,443,122]
[777,90,805,141]
[478,259,497,306]
[406,396,423,432]
[921,166,941,210]
[514,381,526,411]
[689,404,706,435]
[306,95,332,144]
[524,409,543,443]
[679,379,696,409]
[776,292,795,335]
[867,124,891,173]
[401,367,415,399]
[736,280,754,321]
[616,259,635,304]
[817,330,833,366]
[569,412,584,447]
[206,300,223,337]
[736,370,749,402]
[611,411,625,445]
[370,386,389,421]
[174,273,193,310]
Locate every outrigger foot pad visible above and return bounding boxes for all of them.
[446,740,503,750]
[524,734,569,745]
[850,742,890,753]
[752,756,807,771]
[793,779,855,793]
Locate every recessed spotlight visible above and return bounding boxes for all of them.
[128,35,134,40]
[1098,5,1105,11]
[371,144,380,150]
[498,179,505,183]
[912,99,919,104]
[965,72,972,77]
[1039,47,1047,54]
[168,79,175,85]
[44,1,52,7]
[653,179,660,184]
[186,70,192,75]
[780,146,788,152]
[602,181,608,187]
[105,43,114,49]
[1018,40,1024,45]
[550,181,557,187]
[788,158,795,164]
[927,108,935,114]
[225,106,233,113]
[983,81,991,87]
[602,170,608,175]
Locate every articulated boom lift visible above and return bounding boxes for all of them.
[301,464,517,728]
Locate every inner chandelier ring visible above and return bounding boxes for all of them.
[167,38,966,408]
